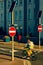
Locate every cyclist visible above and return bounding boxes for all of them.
[25,39,34,56]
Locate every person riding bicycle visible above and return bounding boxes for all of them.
[25,39,34,56]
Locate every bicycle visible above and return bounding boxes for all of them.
[22,47,38,61]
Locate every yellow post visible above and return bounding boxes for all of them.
[12,36,14,61]
[12,10,14,24]
[39,18,41,49]
[12,10,14,61]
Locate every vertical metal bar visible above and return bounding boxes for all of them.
[39,18,41,24]
[12,36,14,61]
[12,10,14,61]
[12,10,14,24]
[39,32,41,48]
[39,17,41,49]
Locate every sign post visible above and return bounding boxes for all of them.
[9,26,16,61]
[12,36,14,61]
[9,1,16,61]
[38,25,42,48]
[38,11,42,49]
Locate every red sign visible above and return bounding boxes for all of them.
[9,26,16,37]
[38,25,42,32]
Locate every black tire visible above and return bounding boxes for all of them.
[22,50,28,58]
[30,55,37,61]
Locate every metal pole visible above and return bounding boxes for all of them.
[39,32,41,48]
[12,10,14,61]
[12,36,14,61]
[39,17,41,24]
[39,17,41,49]
[12,10,14,24]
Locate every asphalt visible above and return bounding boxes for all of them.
[0,54,31,65]
[0,41,43,65]
[0,51,43,65]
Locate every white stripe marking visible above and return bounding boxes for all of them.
[38,28,42,29]
[9,31,16,33]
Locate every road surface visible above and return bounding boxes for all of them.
[0,42,43,65]
[0,51,43,65]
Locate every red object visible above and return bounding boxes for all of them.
[38,25,42,32]
[9,26,16,37]
[18,35,22,40]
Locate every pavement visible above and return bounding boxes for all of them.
[0,41,32,65]
[0,54,31,65]
[0,51,43,65]
[0,41,43,65]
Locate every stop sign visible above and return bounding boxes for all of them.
[38,25,42,32]
[9,26,16,37]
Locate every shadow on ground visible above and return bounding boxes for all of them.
[31,51,43,65]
